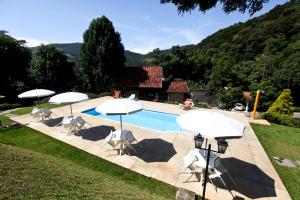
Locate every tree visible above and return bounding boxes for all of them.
[160,0,268,16]
[29,44,75,91]
[268,89,294,116]
[217,86,243,110]
[79,16,125,93]
[0,31,31,99]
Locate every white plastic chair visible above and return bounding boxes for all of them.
[31,108,42,121]
[75,116,87,131]
[105,131,121,155]
[180,149,217,183]
[180,151,204,183]
[61,116,76,135]
[41,109,52,120]
[128,94,136,100]
[123,131,141,155]
[208,157,236,189]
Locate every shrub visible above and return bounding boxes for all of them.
[268,89,294,116]
[217,87,243,110]
[194,103,211,109]
[263,112,300,128]
[0,103,21,111]
[293,107,300,112]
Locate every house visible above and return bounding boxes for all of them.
[121,66,164,100]
[167,81,190,103]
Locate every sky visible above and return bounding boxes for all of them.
[0,0,287,54]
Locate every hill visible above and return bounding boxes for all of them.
[144,1,300,107]
[29,1,300,107]
[34,43,147,67]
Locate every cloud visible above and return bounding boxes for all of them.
[15,37,50,47]
[158,26,205,44]
[130,39,158,54]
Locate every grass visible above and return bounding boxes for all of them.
[10,102,62,116]
[0,125,177,199]
[0,143,172,199]
[0,115,13,126]
[251,123,300,200]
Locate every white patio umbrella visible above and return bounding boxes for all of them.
[49,92,88,116]
[177,110,245,139]
[18,89,55,99]
[95,99,143,130]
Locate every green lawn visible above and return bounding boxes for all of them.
[0,115,13,126]
[10,102,62,116]
[251,123,300,200]
[0,125,176,199]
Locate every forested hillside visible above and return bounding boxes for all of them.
[29,1,299,108]
[33,43,146,67]
[145,1,300,108]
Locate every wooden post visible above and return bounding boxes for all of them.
[253,90,260,119]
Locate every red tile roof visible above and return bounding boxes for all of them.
[167,81,190,93]
[122,66,163,88]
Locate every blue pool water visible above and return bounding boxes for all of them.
[82,108,182,132]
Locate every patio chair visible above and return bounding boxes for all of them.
[75,116,87,131]
[208,157,236,190]
[31,107,42,121]
[61,116,76,135]
[123,131,141,155]
[40,109,52,120]
[128,94,136,100]
[179,150,204,183]
[105,131,121,154]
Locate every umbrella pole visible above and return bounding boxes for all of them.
[120,115,122,130]
[204,138,208,156]
[70,104,73,117]
[202,144,211,200]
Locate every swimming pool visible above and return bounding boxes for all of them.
[82,108,183,132]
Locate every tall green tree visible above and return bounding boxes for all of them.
[29,44,75,91]
[79,16,125,93]
[0,31,31,98]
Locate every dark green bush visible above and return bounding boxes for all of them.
[293,107,300,112]
[217,87,243,110]
[0,103,21,111]
[195,103,211,109]
[264,112,300,128]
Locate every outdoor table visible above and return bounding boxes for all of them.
[110,130,133,155]
[187,149,218,185]
[62,116,80,133]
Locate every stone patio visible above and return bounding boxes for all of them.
[12,97,291,200]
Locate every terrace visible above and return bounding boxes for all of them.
[11,97,291,200]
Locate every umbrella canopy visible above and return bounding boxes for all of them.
[18,89,55,99]
[177,110,245,139]
[96,99,142,115]
[95,99,143,130]
[49,92,88,104]
[49,92,88,116]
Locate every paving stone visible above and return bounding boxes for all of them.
[176,187,195,200]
